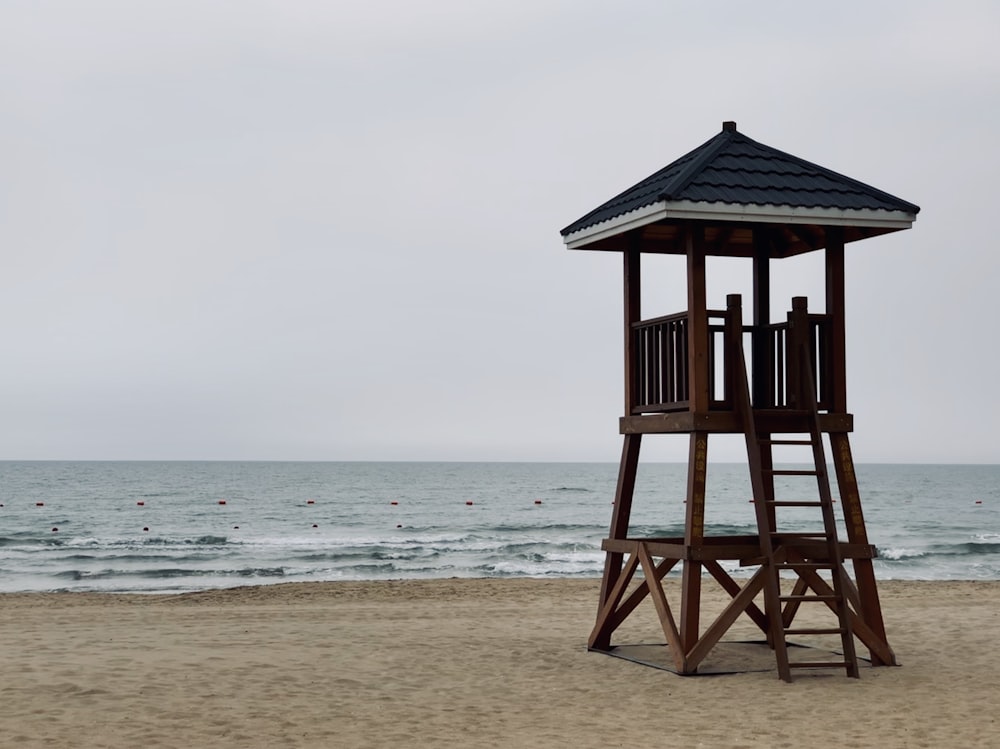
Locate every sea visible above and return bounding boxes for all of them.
[1,461,997,594]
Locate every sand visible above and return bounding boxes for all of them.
[2,578,999,748]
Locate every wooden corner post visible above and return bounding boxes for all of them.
[681,223,709,653]
[593,232,644,646]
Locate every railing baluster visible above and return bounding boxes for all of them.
[776,328,786,407]
[679,319,688,403]
[653,323,662,406]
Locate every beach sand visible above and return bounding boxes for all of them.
[2,578,999,748]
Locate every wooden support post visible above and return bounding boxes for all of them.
[681,223,708,654]
[592,434,642,649]
[786,297,809,409]
[680,432,708,653]
[825,227,848,414]
[624,234,641,415]
[752,233,777,529]
[686,225,710,412]
[752,227,771,408]
[829,432,896,665]
[592,231,645,649]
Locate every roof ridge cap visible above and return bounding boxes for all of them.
[657,128,737,200]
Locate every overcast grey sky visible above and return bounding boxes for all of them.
[1,1,997,463]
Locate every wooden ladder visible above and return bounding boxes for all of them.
[732,329,859,681]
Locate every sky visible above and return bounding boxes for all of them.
[1,1,998,463]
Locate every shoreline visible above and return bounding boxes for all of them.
[3,578,999,747]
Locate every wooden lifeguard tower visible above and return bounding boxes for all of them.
[561,122,919,681]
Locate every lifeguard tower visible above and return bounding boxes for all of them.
[561,122,919,681]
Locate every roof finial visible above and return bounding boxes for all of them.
[722,121,737,133]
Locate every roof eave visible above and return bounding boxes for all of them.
[563,200,917,250]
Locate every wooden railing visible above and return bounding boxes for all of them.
[757,313,833,410]
[630,301,833,414]
[632,311,687,412]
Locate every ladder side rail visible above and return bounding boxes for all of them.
[726,294,791,681]
[792,306,860,678]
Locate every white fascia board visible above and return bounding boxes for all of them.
[564,199,916,248]
[563,202,669,248]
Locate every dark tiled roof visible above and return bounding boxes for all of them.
[561,124,920,237]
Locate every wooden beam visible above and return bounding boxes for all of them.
[686,224,710,412]
[681,432,708,650]
[624,233,642,414]
[605,556,678,635]
[829,432,896,665]
[620,411,854,435]
[825,226,848,413]
[707,226,735,254]
[752,227,772,408]
[638,543,686,672]
[595,434,642,636]
[786,223,825,251]
[589,551,640,649]
[685,567,767,672]
[781,574,810,628]
[703,560,769,634]
[768,227,795,257]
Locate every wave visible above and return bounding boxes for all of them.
[467,523,604,535]
[150,535,230,546]
[877,547,927,561]
[0,534,68,548]
[55,566,288,582]
[878,540,1000,561]
[61,535,233,549]
[935,541,1000,556]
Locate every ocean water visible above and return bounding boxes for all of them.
[0,461,997,593]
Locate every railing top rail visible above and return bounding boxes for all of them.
[631,311,689,329]
[632,308,733,330]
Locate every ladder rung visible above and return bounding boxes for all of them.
[766,469,820,476]
[788,661,851,670]
[784,627,846,636]
[760,439,813,446]
[766,500,824,507]
[771,532,829,538]
[779,594,839,602]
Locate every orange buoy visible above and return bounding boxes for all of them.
[137,501,145,506]
[218,500,227,505]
